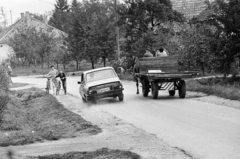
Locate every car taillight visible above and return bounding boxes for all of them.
[114,82,123,89]
[88,87,96,94]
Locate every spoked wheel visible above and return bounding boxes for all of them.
[151,81,159,99]
[142,80,150,97]
[118,94,124,101]
[178,80,186,98]
[169,90,175,96]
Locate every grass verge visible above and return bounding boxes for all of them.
[9,83,29,88]
[0,87,101,146]
[28,148,140,159]
[187,77,240,101]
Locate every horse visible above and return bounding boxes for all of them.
[127,55,140,94]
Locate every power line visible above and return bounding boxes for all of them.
[38,0,55,5]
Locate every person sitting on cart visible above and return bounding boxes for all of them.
[156,47,168,57]
[55,70,67,95]
[143,50,154,58]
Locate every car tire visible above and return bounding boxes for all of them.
[178,80,186,98]
[118,94,124,101]
[151,82,159,99]
[169,90,175,96]
[142,80,149,97]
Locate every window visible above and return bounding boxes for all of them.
[86,69,116,83]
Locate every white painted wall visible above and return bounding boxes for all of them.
[0,44,13,63]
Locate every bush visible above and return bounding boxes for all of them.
[0,65,10,122]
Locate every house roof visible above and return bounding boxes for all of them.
[171,0,215,20]
[195,1,217,22]
[0,19,20,43]
[0,12,66,44]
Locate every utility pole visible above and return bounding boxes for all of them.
[10,10,12,25]
[114,0,120,60]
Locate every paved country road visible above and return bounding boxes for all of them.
[12,76,240,159]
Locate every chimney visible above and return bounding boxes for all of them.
[25,11,29,17]
[21,13,24,18]
[44,16,48,24]
[25,11,30,26]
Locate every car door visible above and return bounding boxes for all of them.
[80,74,86,97]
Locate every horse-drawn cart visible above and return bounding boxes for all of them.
[134,56,197,99]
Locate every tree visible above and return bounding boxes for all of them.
[9,27,57,68]
[66,0,117,69]
[36,30,57,68]
[206,0,240,77]
[117,0,185,56]
[9,27,39,66]
[66,15,86,70]
[178,23,214,75]
[49,0,70,32]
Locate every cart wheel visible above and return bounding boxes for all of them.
[178,80,186,98]
[169,90,175,96]
[118,94,124,101]
[151,81,159,99]
[142,80,149,97]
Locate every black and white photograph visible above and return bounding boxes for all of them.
[0,0,240,158]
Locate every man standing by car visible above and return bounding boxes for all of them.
[55,70,67,95]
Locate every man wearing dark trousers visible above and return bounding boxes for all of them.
[55,70,67,95]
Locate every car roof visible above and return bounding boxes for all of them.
[83,67,115,74]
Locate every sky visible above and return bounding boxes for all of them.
[0,0,56,25]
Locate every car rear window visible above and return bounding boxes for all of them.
[86,69,116,83]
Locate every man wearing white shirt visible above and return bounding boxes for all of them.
[156,47,168,57]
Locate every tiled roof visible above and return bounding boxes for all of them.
[171,0,215,20]
[0,19,20,43]
[195,1,217,21]
[0,12,66,44]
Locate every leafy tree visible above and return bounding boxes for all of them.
[66,0,117,69]
[117,0,185,56]
[9,27,57,68]
[49,0,70,32]
[36,30,57,68]
[8,27,39,66]
[66,15,86,70]
[179,23,214,75]
[206,0,240,77]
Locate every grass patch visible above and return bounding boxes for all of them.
[12,63,92,77]
[187,77,240,101]
[0,87,101,146]
[28,148,140,159]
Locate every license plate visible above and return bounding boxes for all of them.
[97,87,110,93]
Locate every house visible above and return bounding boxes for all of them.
[171,0,215,20]
[0,11,66,63]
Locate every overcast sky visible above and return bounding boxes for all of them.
[0,0,56,25]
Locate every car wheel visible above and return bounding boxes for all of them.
[118,94,124,101]
[169,90,175,96]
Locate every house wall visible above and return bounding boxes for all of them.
[0,44,13,63]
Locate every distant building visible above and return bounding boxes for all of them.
[0,11,66,63]
[171,0,215,20]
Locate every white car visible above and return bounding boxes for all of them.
[78,67,124,103]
